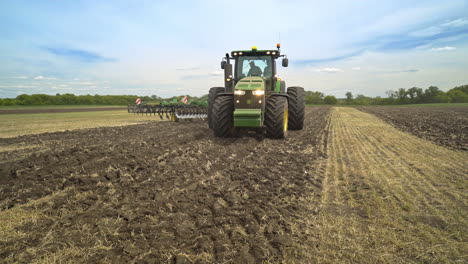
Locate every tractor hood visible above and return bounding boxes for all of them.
[235,76,265,91]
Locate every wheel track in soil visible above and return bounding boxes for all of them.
[317,107,467,263]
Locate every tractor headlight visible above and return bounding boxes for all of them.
[252,90,264,96]
[239,52,243,55]
[234,90,245,95]
[266,51,271,55]
[233,52,238,56]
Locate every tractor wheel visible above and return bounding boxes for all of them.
[212,95,234,137]
[287,86,305,130]
[208,87,225,128]
[265,96,288,139]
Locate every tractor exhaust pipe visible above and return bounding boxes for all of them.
[224,53,233,93]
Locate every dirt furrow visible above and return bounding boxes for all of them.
[322,120,341,205]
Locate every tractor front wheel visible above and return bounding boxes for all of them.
[208,87,225,128]
[265,96,288,139]
[212,95,234,137]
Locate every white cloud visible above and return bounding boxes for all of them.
[410,26,442,37]
[410,18,468,37]
[442,18,468,28]
[0,85,36,88]
[69,81,96,85]
[314,67,343,73]
[0,76,29,79]
[352,67,361,70]
[431,46,456,51]
[34,76,57,80]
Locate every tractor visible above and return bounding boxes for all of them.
[208,44,305,138]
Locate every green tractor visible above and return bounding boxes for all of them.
[208,44,305,138]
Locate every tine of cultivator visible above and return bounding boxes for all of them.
[127,103,207,121]
[174,105,207,120]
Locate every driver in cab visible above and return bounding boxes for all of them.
[248,61,262,76]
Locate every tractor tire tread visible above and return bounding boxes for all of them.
[208,87,225,128]
[212,95,234,137]
[265,96,288,139]
[287,86,305,130]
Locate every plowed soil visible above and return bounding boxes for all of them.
[0,107,330,263]
[358,106,468,151]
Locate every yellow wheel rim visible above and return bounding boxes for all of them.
[171,114,175,121]
[284,104,288,131]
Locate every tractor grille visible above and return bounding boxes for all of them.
[235,90,264,109]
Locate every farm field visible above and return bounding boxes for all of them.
[0,106,467,263]
[358,105,468,151]
[0,105,127,110]
[0,106,127,115]
[0,110,159,138]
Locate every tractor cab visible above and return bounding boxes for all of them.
[221,44,288,93]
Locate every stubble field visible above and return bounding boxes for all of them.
[0,106,466,263]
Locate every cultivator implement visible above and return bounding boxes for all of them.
[128,104,208,121]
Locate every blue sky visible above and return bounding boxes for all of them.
[1,0,467,98]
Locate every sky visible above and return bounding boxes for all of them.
[1,0,468,98]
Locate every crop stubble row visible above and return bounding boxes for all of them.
[316,107,467,263]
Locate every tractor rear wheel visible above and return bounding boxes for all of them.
[212,95,234,137]
[287,86,305,130]
[265,96,288,139]
[208,87,225,128]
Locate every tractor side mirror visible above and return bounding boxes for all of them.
[282,58,289,67]
[221,60,227,69]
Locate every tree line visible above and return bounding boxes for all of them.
[305,84,468,105]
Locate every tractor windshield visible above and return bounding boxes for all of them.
[236,56,272,79]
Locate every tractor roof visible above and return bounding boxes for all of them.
[231,47,281,59]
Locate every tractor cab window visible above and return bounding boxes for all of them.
[236,56,273,78]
